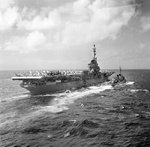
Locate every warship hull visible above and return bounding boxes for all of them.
[21,78,107,95]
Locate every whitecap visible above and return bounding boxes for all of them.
[130,89,149,93]
[12,94,30,99]
[126,81,134,85]
[0,93,30,103]
[40,105,69,113]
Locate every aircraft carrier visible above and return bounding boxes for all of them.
[12,45,114,95]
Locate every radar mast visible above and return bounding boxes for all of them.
[93,44,97,60]
[119,66,122,74]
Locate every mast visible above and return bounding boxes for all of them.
[93,44,97,60]
[119,66,122,74]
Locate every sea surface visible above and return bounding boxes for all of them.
[0,70,150,147]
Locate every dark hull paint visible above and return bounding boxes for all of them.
[22,78,107,95]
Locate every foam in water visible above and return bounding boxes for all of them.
[126,81,134,85]
[130,89,149,93]
[12,94,30,99]
[40,84,113,113]
[0,93,30,103]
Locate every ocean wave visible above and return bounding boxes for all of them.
[61,119,99,138]
[0,109,44,130]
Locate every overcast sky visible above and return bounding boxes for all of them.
[0,0,150,70]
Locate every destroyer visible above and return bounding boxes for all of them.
[111,67,126,86]
[12,45,114,95]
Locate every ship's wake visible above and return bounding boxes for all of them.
[38,81,135,113]
[39,83,113,113]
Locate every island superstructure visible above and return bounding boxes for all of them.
[12,45,114,95]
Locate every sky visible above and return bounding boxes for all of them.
[0,0,150,70]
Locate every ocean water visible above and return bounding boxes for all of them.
[0,70,150,147]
